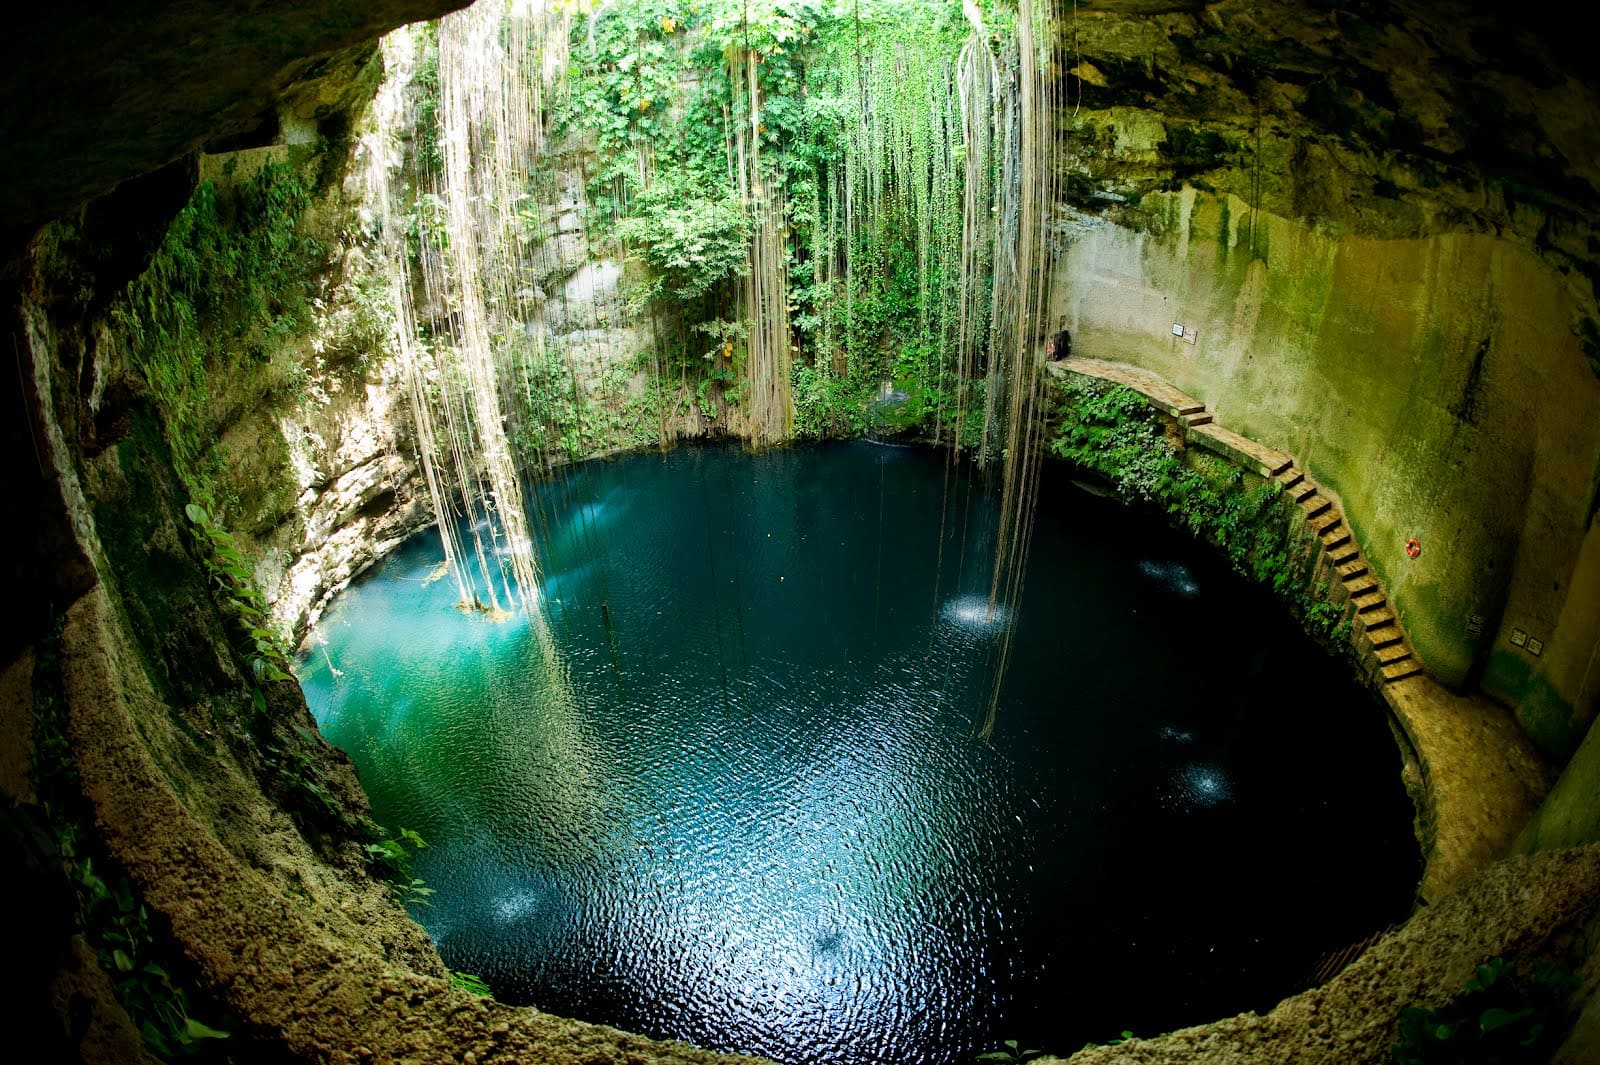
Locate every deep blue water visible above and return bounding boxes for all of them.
[299,442,1418,1064]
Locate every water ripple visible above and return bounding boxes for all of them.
[301,443,1419,1064]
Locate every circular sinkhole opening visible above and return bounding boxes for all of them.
[299,442,1419,1064]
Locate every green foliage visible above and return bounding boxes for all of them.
[113,161,323,506]
[506,338,663,460]
[614,176,752,302]
[179,500,355,834]
[1393,955,1579,1064]
[183,503,291,685]
[785,7,973,440]
[410,25,444,178]
[258,720,349,826]
[791,361,871,438]
[552,0,978,447]
[405,191,450,262]
[27,626,236,1061]
[75,858,234,1057]
[560,0,698,189]
[1050,379,1349,653]
[977,1039,1043,1064]
[450,970,494,997]
[314,263,396,375]
[1076,1028,1135,1051]
[364,824,436,908]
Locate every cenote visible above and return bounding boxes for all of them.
[299,442,1419,1063]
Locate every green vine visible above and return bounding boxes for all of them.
[363,824,435,908]
[545,1,994,447]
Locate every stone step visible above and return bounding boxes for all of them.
[1382,660,1422,682]
[1326,542,1360,565]
[1353,591,1388,613]
[1300,494,1333,520]
[1359,607,1397,629]
[1343,574,1379,597]
[1321,527,1353,552]
[1054,359,1208,419]
[1336,559,1369,580]
[1365,625,1403,650]
[1375,642,1412,665]
[1308,511,1343,537]
[1187,422,1295,477]
[1051,362,1420,681]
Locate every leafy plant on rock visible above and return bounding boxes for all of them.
[1393,955,1578,1064]
[614,177,752,304]
[1050,378,1349,654]
[450,971,494,997]
[183,502,291,687]
[365,824,436,908]
[978,1038,1043,1064]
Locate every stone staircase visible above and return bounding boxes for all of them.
[1274,464,1421,682]
[1052,357,1422,684]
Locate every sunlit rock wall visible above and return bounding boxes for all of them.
[1053,192,1599,722]
[1049,0,1600,766]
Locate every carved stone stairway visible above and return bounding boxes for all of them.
[1050,357,1422,684]
[1275,464,1422,682]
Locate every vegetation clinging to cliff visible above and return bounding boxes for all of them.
[106,160,328,685]
[543,0,1026,441]
[1050,379,1348,648]
[23,625,238,1060]
[97,153,393,873]
[112,161,322,509]
[374,0,1060,628]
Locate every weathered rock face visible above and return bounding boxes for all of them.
[102,145,438,647]
[1057,1,1600,277]
[1047,0,1600,766]
[265,357,430,639]
[0,1,472,242]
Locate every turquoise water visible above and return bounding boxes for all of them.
[299,442,1417,1063]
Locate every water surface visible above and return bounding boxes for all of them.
[300,442,1417,1063]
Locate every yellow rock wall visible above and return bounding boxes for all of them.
[1053,189,1600,756]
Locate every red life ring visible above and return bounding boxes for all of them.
[1405,538,1421,559]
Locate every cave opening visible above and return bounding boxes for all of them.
[8,0,1600,1062]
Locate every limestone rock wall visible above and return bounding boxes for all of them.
[264,356,430,640]
[1049,0,1600,767]
[1052,191,1600,757]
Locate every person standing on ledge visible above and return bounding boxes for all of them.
[1046,328,1072,360]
